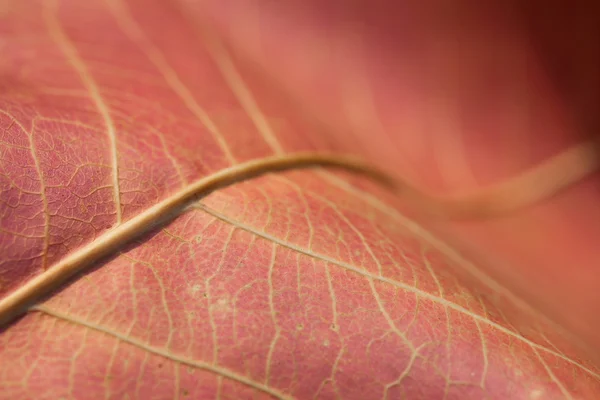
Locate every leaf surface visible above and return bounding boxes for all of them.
[185,0,600,357]
[1,1,600,399]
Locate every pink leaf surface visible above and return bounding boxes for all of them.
[1,0,599,399]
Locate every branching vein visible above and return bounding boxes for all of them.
[0,152,395,327]
[194,203,600,380]
[31,304,293,400]
[44,0,123,223]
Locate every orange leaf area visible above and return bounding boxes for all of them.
[1,0,599,399]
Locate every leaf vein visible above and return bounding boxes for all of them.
[0,112,50,270]
[105,0,237,164]
[44,0,123,224]
[201,33,284,155]
[194,203,600,379]
[30,305,294,400]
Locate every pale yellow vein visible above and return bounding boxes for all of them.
[2,153,392,329]
[420,246,444,297]
[318,170,564,331]
[189,27,588,367]
[320,171,518,294]
[135,349,149,397]
[154,128,187,185]
[311,192,414,350]
[44,0,123,224]
[530,345,573,400]
[264,244,280,386]
[323,263,339,334]
[103,337,122,400]
[202,33,284,155]
[384,343,426,399]
[31,305,293,399]
[121,254,175,351]
[174,363,181,400]
[105,0,237,164]
[68,327,89,399]
[474,319,489,388]
[0,113,50,270]
[205,224,235,364]
[274,177,316,250]
[421,245,453,386]
[183,17,600,373]
[216,375,224,400]
[194,203,600,380]
[329,344,346,399]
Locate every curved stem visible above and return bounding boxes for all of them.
[0,143,597,327]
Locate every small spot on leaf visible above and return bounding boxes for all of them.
[529,389,544,399]
[191,284,202,293]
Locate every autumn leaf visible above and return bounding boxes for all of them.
[1,0,600,399]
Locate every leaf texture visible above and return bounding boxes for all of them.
[1,0,600,399]
[185,0,600,358]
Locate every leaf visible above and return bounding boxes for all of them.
[186,0,600,361]
[1,0,599,399]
